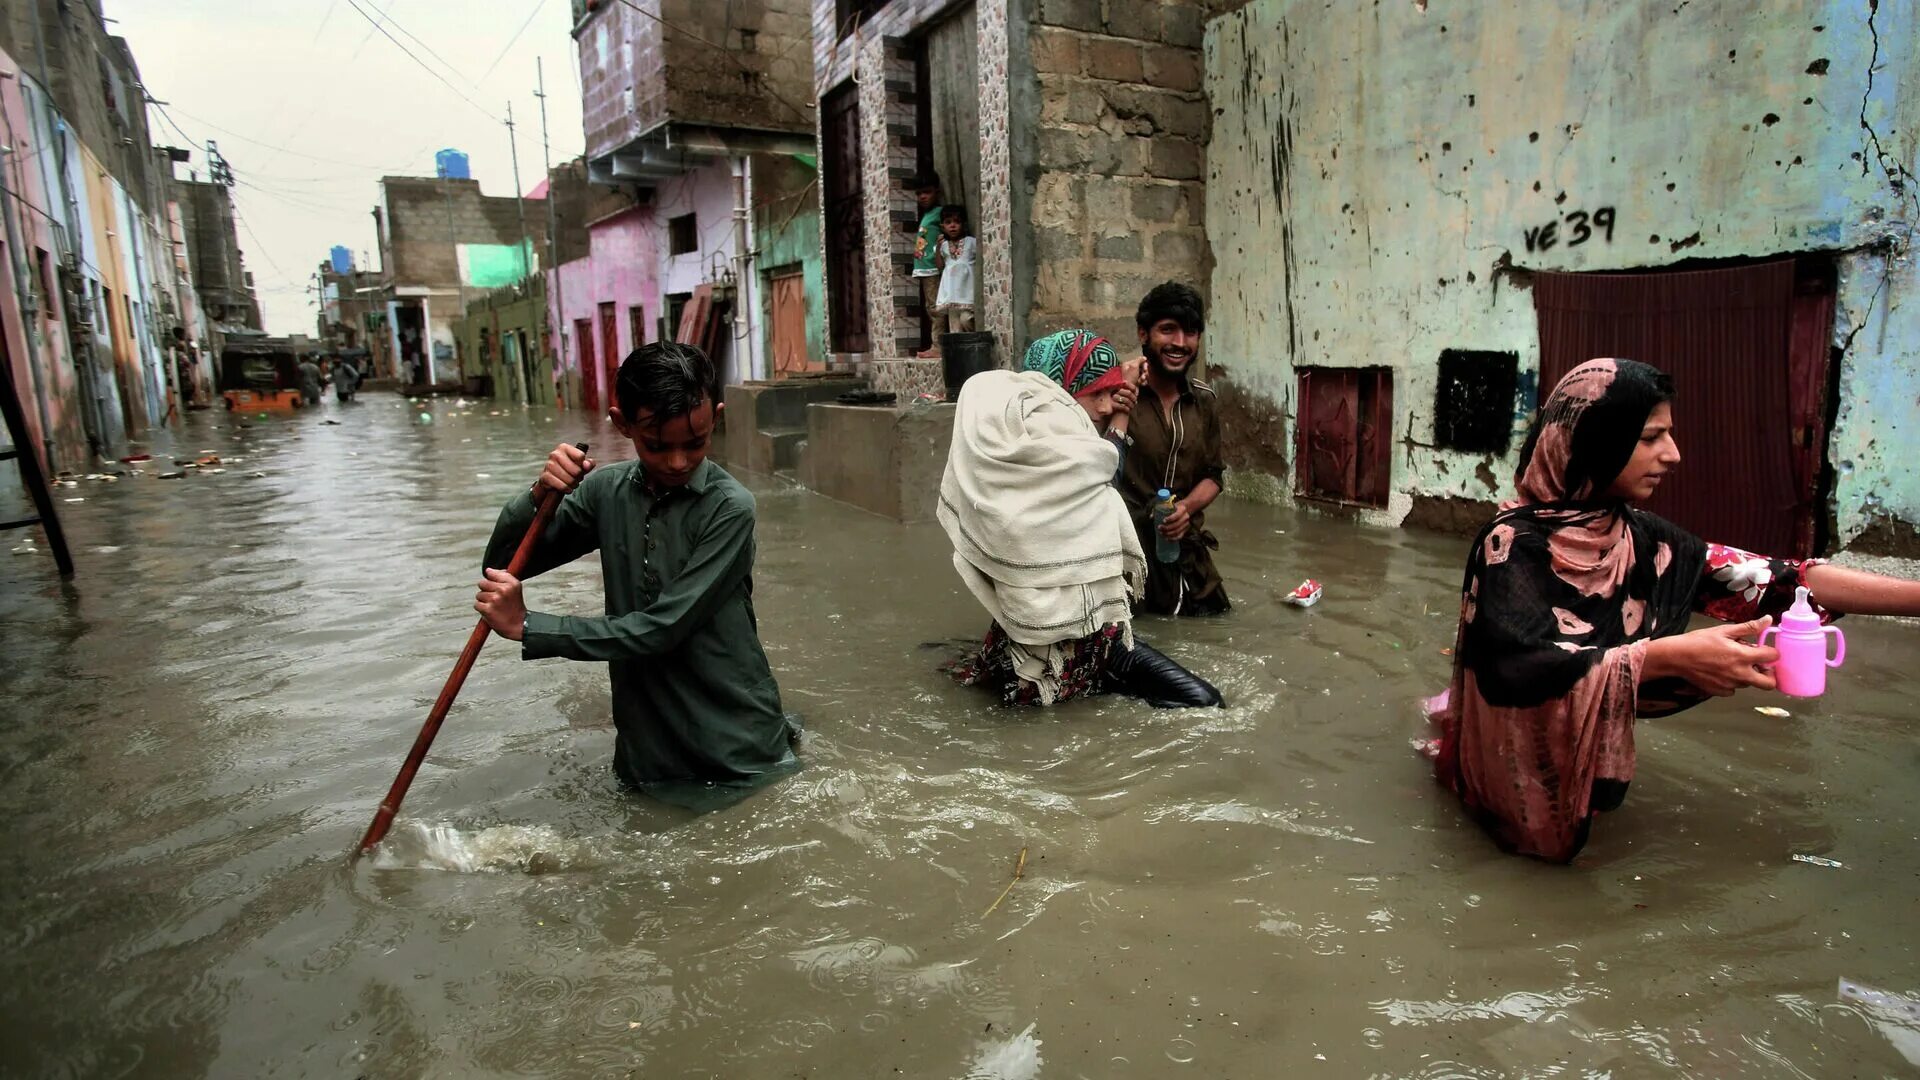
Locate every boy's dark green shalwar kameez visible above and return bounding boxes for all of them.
[485,458,798,802]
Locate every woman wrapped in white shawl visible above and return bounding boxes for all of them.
[939,329,1224,708]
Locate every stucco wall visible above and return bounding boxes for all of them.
[548,206,659,410]
[1206,0,1920,546]
[655,159,764,382]
[753,154,828,365]
[2,61,90,471]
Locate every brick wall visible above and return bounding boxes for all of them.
[1023,0,1210,346]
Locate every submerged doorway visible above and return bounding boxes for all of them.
[1533,256,1837,557]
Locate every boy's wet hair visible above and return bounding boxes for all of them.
[1135,281,1206,335]
[615,341,718,425]
[910,174,941,193]
[939,204,969,229]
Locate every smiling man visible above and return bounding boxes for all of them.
[473,341,799,801]
[1119,282,1231,616]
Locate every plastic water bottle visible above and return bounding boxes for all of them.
[1151,488,1180,564]
[1758,586,1845,697]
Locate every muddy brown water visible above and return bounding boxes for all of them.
[2,395,1917,1078]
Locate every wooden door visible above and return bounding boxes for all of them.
[769,268,816,376]
[598,302,619,402]
[821,82,868,354]
[576,317,597,411]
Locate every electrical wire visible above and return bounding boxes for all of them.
[340,0,501,122]
[158,103,395,171]
[480,0,553,83]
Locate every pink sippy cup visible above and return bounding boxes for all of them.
[1758,586,1845,697]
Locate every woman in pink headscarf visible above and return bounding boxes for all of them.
[1432,359,1920,862]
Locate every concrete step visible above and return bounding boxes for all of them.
[757,426,808,471]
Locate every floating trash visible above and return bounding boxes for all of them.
[1283,579,1323,608]
[158,471,185,480]
[1790,853,1843,869]
[63,497,83,503]
[1754,706,1791,718]
[418,412,433,423]
[475,473,491,479]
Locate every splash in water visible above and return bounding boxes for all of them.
[366,821,608,874]
[965,1022,1043,1080]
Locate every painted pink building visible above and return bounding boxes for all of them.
[548,205,658,414]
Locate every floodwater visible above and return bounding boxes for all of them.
[3,394,1918,1079]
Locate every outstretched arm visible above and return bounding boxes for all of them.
[1803,562,1920,616]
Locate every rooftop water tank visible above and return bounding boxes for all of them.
[435,149,471,180]
[329,246,354,274]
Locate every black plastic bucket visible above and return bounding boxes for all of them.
[940,332,997,400]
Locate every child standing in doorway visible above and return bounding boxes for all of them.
[932,205,977,341]
[910,174,944,358]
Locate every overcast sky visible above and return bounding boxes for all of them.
[113,0,586,335]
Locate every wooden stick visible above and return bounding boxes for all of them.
[982,847,1029,918]
[357,444,586,854]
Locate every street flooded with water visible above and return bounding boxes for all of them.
[3,393,1918,1077]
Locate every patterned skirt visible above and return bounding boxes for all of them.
[946,622,1126,707]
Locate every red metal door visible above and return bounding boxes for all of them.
[1295,367,1393,507]
[1533,259,1819,556]
[576,317,597,411]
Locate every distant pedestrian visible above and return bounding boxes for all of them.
[908,174,944,355]
[334,358,361,403]
[175,350,196,406]
[923,205,977,353]
[297,355,323,406]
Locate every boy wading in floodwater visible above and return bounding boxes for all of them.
[473,342,799,803]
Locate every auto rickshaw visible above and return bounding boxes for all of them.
[219,341,305,411]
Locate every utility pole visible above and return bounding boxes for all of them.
[535,57,572,409]
[505,101,533,281]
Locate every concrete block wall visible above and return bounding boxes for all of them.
[1021,0,1211,346]
[579,0,813,161]
[383,178,540,291]
[664,0,816,135]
